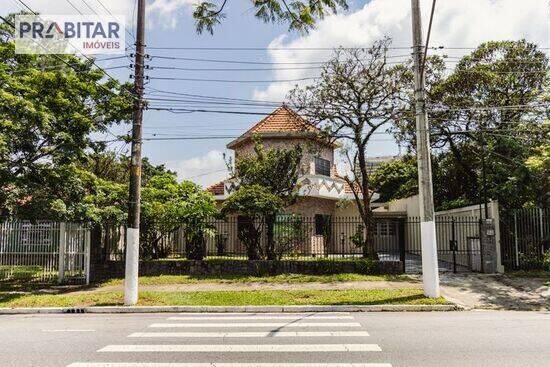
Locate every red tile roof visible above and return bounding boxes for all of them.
[227,105,322,149]
[206,181,224,195]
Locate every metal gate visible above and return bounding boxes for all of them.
[0,221,91,284]
[403,216,482,273]
[499,208,549,270]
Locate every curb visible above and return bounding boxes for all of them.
[0,304,461,314]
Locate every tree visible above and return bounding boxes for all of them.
[525,131,550,207]
[289,39,407,257]
[0,23,133,219]
[395,40,550,209]
[370,155,418,203]
[230,138,303,259]
[140,173,218,260]
[221,185,284,260]
[193,0,348,34]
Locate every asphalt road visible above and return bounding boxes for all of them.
[0,311,549,367]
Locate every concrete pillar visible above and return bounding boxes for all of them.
[480,219,498,273]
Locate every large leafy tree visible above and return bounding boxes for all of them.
[221,185,283,260]
[370,155,418,203]
[289,39,408,257]
[229,139,303,259]
[193,0,348,34]
[140,173,218,260]
[0,19,133,219]
[396,40,550,209]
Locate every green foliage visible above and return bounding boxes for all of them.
[140,174,218,260]
[221,184,284,218]
[273,214,307,259]
[235,138,303,206]
[370,155,418,202]
[0,27,132,219]
[349,224,365,249]
[193,0,349,34]
[395,40,550,209]
[221,185,284,260]
[543,249,550,271]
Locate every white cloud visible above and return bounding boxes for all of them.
[253,0,550,101]
[147,0,197,29]
[166,150,230,188]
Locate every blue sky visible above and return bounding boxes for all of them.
[4,0,549,187]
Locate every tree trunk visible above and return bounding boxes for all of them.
[265,214,276,260]
[357,143,376,258]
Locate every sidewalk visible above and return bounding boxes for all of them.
[440,273,550,311]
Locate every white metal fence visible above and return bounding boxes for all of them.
[0,221,91,284]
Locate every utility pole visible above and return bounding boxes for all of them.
[410,0,440,298]
[125,0,146,306]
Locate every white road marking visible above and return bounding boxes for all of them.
[67,363,392,367]
[98,344,382,353]
[148,322,361,328]
[176,312,351,316]
[167,316,354,320]
[42,329,96,332]
[128,331,370,338]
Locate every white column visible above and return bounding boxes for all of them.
[420,221,440,297]
[124,228,139,305]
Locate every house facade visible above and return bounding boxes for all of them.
[206,105,363,218]
[205,106,395,256]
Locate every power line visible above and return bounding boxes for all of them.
[420,0,437,75]
[184,168,228,180]
[148,76,317,83]
[150,65,324,72]
[146,46,414,51]
[10,0,127,89]
[92,0,136,42]
[148,55,410,65]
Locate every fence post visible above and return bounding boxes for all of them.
[85,225,91,285]
[490,200,504,273]
[451,218,457,274]
[398,219,406,274]
[480,219,497,273]
[513,211,519,268]
[539,207,544,257]
[58,222,66,284]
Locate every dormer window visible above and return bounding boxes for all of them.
[314,157,331,176]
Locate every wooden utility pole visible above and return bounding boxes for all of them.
[125,0,146,306]
[411,0,440,297]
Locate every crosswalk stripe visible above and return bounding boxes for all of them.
[148,322,361,328]
[128,331,370,338]
[98,344,382,352]
[176,312,351,316]
[167,316,354,320]
[67,363,392,367]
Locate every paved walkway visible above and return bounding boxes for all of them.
[440,274,550,311]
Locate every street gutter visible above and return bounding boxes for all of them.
[0,304,462,314]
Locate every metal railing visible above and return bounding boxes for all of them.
[0,221,91,284]
[500,208,550,270]
[98,216,484,273]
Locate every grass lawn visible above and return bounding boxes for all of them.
[100,273,415,287]
[0,288,446,308]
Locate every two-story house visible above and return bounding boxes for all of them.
[205,105,385,256]
[207,105,359,218]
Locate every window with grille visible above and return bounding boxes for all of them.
[314,157,331,176]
